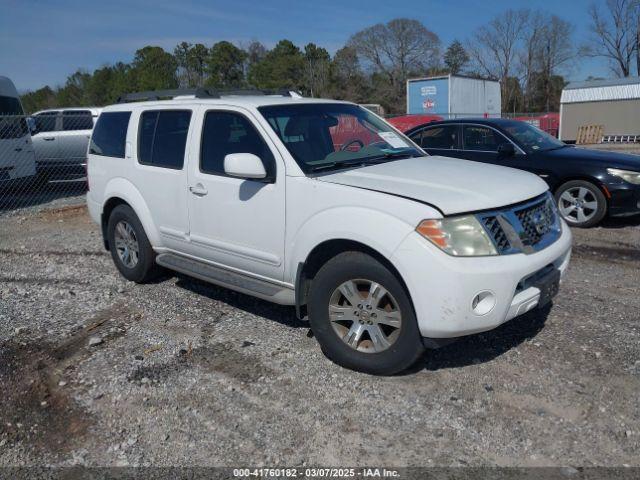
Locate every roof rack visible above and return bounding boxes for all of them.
[117,88,302,103]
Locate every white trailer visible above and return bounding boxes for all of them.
[406,75,501,117]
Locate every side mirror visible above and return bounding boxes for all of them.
[26,117,37,135]
[224,153,267,180]
[497,143,515,157]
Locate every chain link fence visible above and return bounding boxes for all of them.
[0,110,97,217]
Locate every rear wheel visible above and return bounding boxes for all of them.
[107,205,162,283]
[308,252,424,375]
[555,180,607,228]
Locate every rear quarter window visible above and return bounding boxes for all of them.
[138,110,191,169]
[89,111,131,158]
[62,110,94,131]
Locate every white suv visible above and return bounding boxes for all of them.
[30,107,101,182]
[87,89,572,374]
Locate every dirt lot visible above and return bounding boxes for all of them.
[0,199,639,468]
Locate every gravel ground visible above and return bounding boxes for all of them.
[0,198,639,468]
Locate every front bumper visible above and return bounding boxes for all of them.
[391,223,572,339]
[607,182,640,217]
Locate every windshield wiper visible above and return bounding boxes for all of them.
[309,151,417,173]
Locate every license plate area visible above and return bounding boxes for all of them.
[534,268,561,308]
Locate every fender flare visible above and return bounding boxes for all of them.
[102,177,161,247]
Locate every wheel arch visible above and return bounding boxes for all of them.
[100,178,160,250]
[553,175,611,203]
[294,239,414,320]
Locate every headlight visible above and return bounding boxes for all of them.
[416,216,498,257]
[607,168,640,185]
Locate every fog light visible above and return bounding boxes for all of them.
[472,291,496,316]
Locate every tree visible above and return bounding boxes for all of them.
[246,41,267,67]
[207,41,247,88]
[348,18,441,109]
[537,16,575,111]
[443,40,469,74]
[303,43,330,97]
[57,70,92,106]
[174,42,208,87]
[467,9,530,111]
[130,46,178,91]
[586,0,639,77]
[247,40,304,90]
[85,63,132,105]
[20,86,57,113]
[328,46,369,102]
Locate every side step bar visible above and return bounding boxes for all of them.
[155,253,295,305]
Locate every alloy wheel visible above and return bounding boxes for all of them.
[328,279,402,353]
[558,187,599,224]
[114,220,140,268]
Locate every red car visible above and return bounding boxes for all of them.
[387,114,443,133]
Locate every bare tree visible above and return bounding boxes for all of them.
[348,18,440,105]
[467,9,530,109]
[587,0,639,77]
[519,11,546,111]
[539,16,576,110]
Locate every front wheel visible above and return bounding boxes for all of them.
[554,180,607,228]
[308,252,424,375]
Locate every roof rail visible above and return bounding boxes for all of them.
[117,88,214,103]
[117,88,303,103]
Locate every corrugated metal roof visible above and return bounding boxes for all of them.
[565,76,640,90]
[561,76,640,104]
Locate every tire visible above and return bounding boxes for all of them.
[554,180,607,228]
[308,252,424,375]
[106,204,162,283]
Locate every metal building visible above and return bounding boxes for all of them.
[406,75,501,117]
[560,77,640,143]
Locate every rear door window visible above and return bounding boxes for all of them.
[414,125,459,150]
[89,111,131,158]
[62,110,94,131]
[138,110,191,169]
[34,112,59,133]
[463,125,504,152]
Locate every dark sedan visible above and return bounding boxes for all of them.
[403,118,640,227]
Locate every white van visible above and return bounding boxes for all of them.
[0,76,36,186]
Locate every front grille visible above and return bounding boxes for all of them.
[481,215,511,254]
[476,193,561,255]
[515,198,557,246]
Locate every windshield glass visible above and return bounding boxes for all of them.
[0,95,24,115]
[258,103,422,173]
[503,121,565,153]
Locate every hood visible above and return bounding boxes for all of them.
[543,145,640,170]
[316,156,548,215]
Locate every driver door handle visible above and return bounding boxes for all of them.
[189,185,208,196]
[43,137,55,141]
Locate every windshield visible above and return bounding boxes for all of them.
[258,103,422,173]
[0,95,24,115]
[0,95,28,140]
[503,121,565,153]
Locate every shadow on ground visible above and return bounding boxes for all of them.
[174,274,305,329]
[600,214,640,229]
[417,305,551,372]
[173,270,552,373]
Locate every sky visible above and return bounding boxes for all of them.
[1,0,614,92]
